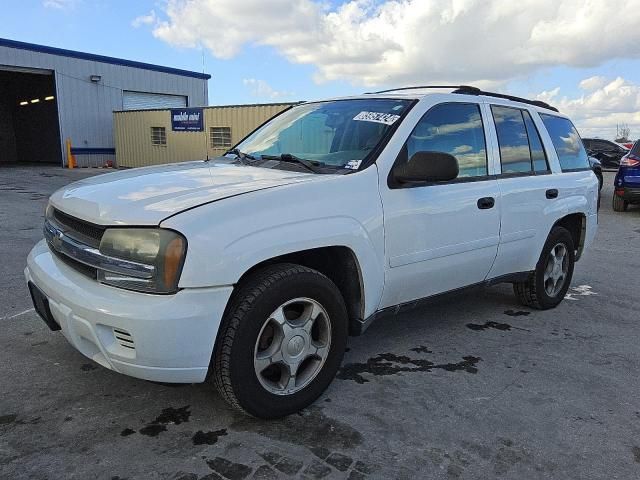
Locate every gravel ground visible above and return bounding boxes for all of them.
[1,165,639,480]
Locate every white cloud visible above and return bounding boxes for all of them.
[132,10,158,28]
[242,78,294,100]
[536,87,561,105]
[538,77,640,139]
[146,0,640,87]
[453,145,473,154]
[579,76,607,91]
[43,0,78,8]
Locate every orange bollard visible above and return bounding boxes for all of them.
[66,139,76,168]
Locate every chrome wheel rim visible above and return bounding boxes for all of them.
[543,243,568,297]
[254,297,331,396]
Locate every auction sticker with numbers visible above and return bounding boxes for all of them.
[353,111,401,125]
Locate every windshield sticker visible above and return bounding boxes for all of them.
[353,111,401,125]
[344,159,362,170]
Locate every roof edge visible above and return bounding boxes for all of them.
[0,37,211,80]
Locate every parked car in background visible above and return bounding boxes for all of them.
[25,86,598,418]
[613,140,640,211]
[583,138,629,169]
[617,141,634,150]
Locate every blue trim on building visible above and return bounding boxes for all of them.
[71,147,116,155]
[0,38,211,80]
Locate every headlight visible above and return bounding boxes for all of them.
[97,228,187,294]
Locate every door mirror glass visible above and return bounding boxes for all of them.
[394,151,459,183]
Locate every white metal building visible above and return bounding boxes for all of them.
[0,38,210,167]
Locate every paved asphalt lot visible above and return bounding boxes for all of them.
[1,165,639,480]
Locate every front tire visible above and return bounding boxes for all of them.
[212,263,348,418]
[513,226,575,310]
[612,194,628,212]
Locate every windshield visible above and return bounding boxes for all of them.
[231,99,412,171]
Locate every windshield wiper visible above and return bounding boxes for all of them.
[261,153,323,174]
[224,148,257,165]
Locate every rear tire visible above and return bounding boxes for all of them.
[612,194,628,212]
[212,263,348,418]
[513,226,575,310]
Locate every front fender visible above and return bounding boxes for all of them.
[162,167,385,318]
[224,216,383,317]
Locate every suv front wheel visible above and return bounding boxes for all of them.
[513,226,575,309]
[212,263,348,418]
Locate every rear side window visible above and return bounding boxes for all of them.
[491,106,549,174]
[522,111,549,172]
[540,114,589,171]
[401,102,487,179]
[492,106,531,173]
[630,141,640,156]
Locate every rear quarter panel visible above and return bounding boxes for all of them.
[529,108,599,267]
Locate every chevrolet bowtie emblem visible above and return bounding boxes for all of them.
[51,230,64,250]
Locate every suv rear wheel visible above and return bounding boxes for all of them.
[513,226,575,309]
[612,194,628,212]
[212,263,348,418]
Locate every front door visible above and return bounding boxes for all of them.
[379,102,501,308]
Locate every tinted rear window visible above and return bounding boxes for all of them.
[540,114,589,171]
[631,141,640,156]
[492,106,531,173]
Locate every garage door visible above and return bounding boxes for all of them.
[122,91,187,110]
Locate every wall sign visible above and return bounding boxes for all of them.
[171,108,204,131]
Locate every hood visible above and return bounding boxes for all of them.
[49,160,317,225]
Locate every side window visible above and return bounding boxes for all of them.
[210,127,232,149]
[522,111,549,172]
[150,127,166,146]
[540,114,589,171]
[491,106,532,174]
[401,103,487,179]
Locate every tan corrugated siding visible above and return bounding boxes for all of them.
[114,103,294,167]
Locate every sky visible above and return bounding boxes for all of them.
[2,0,640,140]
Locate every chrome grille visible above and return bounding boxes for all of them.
[51,247,97,279]
[44,216,155,281]
[52,208,104,248]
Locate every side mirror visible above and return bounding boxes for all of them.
[394,151,459,184]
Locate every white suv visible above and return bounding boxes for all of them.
[25,86,599,418]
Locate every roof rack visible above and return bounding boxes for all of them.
[365,85,477,94]
[365,85,558,112]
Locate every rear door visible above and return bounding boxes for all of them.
[486,104,554,279]
[379,101,501,308]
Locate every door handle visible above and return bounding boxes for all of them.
[477,197,495,209]
[546,189,559,199]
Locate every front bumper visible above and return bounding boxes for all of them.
[25,240,233,383]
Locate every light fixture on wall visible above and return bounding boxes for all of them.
[45,96,55,101]
[19,101,28,106]
[90,75,102,83]
[30,98,40,103]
